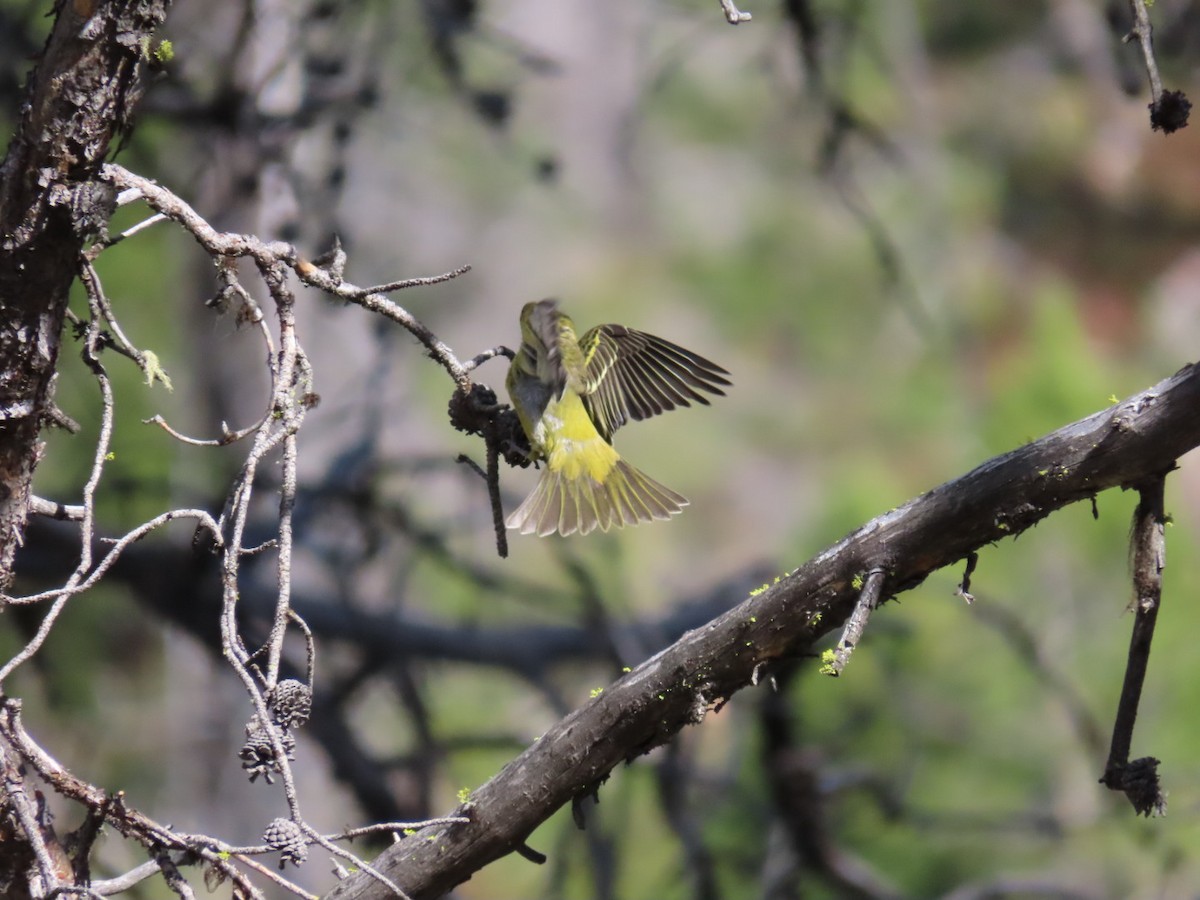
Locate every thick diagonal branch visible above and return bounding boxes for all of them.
[325,366,1200,900]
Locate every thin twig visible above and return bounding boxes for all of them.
[329,818,471,841]
[1125,0,1164,101]
[27,496,86,520]
[457,449,509,556]
[84,212,169,261]
[70,793,110,885]
[90,860,161,895]
[1124,0,1191,132]
[261,261,302,689]
[955,550,978,604]
[824,567,886,676]
[719,0,752,24]
[486,437,508,558]
[302,825,414,900]
[1100,474,1168,815]
[80,259,153,377]
[2,509,222,608]
[144,413,263,447]
[463,345,514,372]
[227,853,317,899]
[144,309,276,447]
[353,266,472,295]
[288,609,317,688]
[1,743,66,895]
[152,847,197,899]
[326,284,474,389]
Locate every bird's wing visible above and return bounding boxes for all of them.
[579,323,731,441]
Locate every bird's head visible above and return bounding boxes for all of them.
[519,299,564,354]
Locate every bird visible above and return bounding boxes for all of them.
[504,298,730,537]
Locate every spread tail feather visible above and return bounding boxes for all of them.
[506,459,688,537]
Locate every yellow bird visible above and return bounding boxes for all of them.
[505,299,730,537]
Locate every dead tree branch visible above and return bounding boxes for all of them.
[1099,475,1168,815]
[1124,0,1191,132]
[326,363,1200,900]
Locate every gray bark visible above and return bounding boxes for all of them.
[0,0,171,591]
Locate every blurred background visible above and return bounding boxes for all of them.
[4,0,1200,897]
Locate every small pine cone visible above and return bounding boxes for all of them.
[263,817,308,869]
[268,679,313,728]
[239,716,296,784]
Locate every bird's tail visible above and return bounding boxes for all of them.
[506,459,688,537]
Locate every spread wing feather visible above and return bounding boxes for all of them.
[580,324,731,441]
